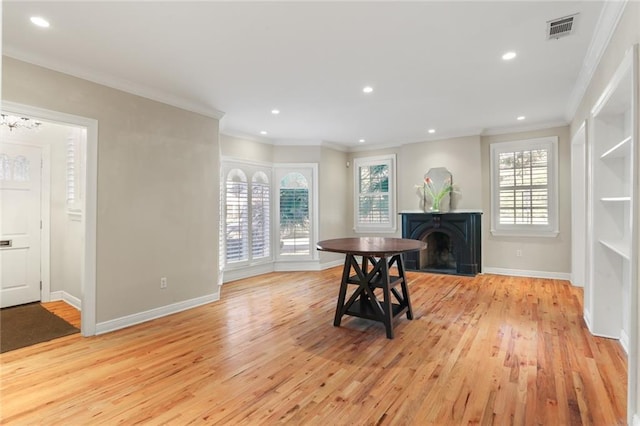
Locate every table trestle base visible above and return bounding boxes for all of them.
[333,253,413,339]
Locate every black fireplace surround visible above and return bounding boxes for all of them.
[400,211,482,276]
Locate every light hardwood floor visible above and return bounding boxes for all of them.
[0,269,627,425]
[41,300,82,329]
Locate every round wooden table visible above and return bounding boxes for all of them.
[317,237,426,339]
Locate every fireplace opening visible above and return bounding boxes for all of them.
[419,231,457,274]
[401,212,481,276]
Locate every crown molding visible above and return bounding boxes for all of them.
[271,138,323,147]
[346,128,484,153]
[219,132,349,152]
[220,129,273,145]
[271,138,348,152]
[223,121,567,154]
[480,119,568,137]
[319,140,350,152]
[4,49,226,120]
[564,0,628,121]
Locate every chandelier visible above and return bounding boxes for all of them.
[1,114,42,131]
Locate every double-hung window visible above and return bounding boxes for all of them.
[490,136,558,237]
[354,154,396,233]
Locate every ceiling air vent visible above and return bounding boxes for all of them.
[547,14,578,40]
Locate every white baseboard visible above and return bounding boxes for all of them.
[320,259,343,270]
[583,309,592,331]
[569,274,584,287]
[483,267,571,281]
[223,262,275,283]
[589,329,621,340]
[49,291,82,311]
[274,260,322,272]
[620,329,629,354]
[223,259,342,283]
[95,292,220,335]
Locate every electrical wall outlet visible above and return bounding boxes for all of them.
[516,249,522,257]
[160,277,167,289]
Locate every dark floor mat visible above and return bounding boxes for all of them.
[1,303,79,353]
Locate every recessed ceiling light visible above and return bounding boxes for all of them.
[362,86,373,94]
[260,131,267,135]
[502,51,517,61]
[271,109,280,115]
[30,16,50,28]
[517,116,526,120]
[359,139,366,143]
[428,129,436,134]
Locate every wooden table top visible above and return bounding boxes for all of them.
[316,237,426,257]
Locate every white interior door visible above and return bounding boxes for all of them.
[0,142,42,308]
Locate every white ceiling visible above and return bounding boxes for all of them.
[3,1,606,148]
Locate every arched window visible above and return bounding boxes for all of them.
[251,171,270,259]
[225,169,249,263]
[278,172,310,256]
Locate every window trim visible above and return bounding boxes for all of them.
[353,154,397,233]
[221,159,274,270]
[490,136,559,237]
[274,163,319,261]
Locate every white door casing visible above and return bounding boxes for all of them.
[571,122,587,289]
[0,143,42,308]
[2,101,99,336]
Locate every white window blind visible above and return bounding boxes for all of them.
[221,160,273,271]
[66,137,77,205]
[65,128,85,219]
[251,171,270,259]
[498,149,549,225]
[490,137,558,237]
[279,172,310,256]
[225,169,249,263]
[354,154,396,233]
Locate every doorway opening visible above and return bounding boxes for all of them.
[1,101,97,336]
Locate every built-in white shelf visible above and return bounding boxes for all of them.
[599,238,631,259]
[586,45,637,354]
[600,196,632,202]
[600,136,631,159]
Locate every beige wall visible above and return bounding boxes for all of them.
[347,130,570,275]
[348,137,483,237]
[273,144,322,163]
[220,134,274,163]
[481,126,572,274]
[399,136,483,212]
[318,146,350,264]
[3,57,221,323]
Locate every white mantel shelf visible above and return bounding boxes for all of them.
[400,210,483,214]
